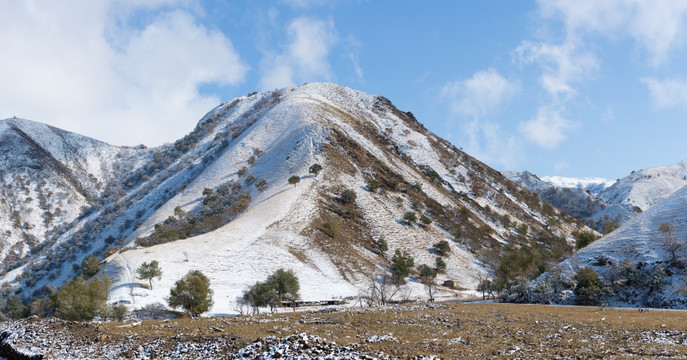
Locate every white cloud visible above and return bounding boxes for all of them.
[514,40,598,101]
[440,69,521,168]
[519,107,577,149]
[0,1,247,146]
[462,120,523,169]
[642,77,687,108]
[537,0,687,65]
[260,17,338,90]
[278,0,326,8]
[440,68,519,118]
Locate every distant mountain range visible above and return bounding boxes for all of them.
[505,161,687,233]
[0,83,591,314]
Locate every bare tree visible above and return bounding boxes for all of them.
[423,278,437,302]
[367,273,400,306]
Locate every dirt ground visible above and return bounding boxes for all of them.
[6,302,687,359]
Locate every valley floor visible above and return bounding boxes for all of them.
[4,302,687,359]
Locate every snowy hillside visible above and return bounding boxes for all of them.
[540,176,615,195]
[540,185,687,308]
[1,83,591,315]
[599,160,687,212]
[0,118,141,269]
[505,171,638,233]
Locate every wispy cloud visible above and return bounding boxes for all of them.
[642,77,687,108]
[440,68,522,168]
[514,40,597,101]
[519,107,577,149]
[260,17,338,90]
[0,1,247,146]
[537,0,687,66]
[441,68,519,118]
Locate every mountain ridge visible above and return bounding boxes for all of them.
[1,83,591,314]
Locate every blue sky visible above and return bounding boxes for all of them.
[2,1,687,179]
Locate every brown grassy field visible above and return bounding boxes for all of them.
[93,302,687,359]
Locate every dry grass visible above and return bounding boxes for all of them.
[97,302,687,359]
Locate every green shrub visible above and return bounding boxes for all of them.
[433,240,451,256]
[81,256,100,279]
[2,295,27,320]
[366,178,380,193]
[109,304,129,322]
[574,267,613,305]
[375,235,388,253]
[403,211,417,224]
[53,275,110,321]
[288,176,300,186]
[339,189,357,204]
[420,215,432,226]
[309,164,323,175]
[435,257,446,273]
[390,250,414,285]
[575,231,598,249]
[418,264,437,280]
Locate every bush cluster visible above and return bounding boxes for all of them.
[137,182,250,247]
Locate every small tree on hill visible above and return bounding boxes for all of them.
[242,269,300,313]
[574,267,613,305]
[168,270,214,317]
[242,281,277,314]
[266,268,300,303]
[435,257,446,273]
[375,235,388,254]
[477,279,492,300]
[339,189,357,204]
[137,260,162,289]
[81,256,100,279]
[390,250,414,285]
[2,295,27,320]
[309,164,323,176]
[576,231,598,249]
[403,211,417,225]
[433,240,451,256]
[288,175,300,186]
[365,178,380,193]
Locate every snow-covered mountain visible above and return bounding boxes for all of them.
[539,185,687,308]
[507,159,687,233]
[504,171,638,232]
[540,176,615,195]
[599,160,687,211]
[0,118,142,268]
[1,83,590,314]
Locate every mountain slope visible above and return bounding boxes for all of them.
[599,160,687,211]
[1,84,591,314]
[0,118,140,268]
[538,185,687,307]
[505,171,638,232]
